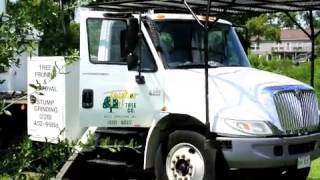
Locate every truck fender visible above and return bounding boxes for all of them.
[143,113,206,170]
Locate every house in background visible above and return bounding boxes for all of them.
[251,29,314,62]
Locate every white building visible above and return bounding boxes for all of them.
[251,29,313,61]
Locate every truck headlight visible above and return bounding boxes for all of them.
[225,119,273,135]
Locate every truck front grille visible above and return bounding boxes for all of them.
[273,90,319,133]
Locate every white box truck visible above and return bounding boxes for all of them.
[75,7,320,180]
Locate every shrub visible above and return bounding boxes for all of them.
[0,137,75,179]
[248,52,320,100]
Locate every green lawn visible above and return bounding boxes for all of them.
[309,158,320,180]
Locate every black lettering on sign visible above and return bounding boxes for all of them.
[35,72,51,78]
[45,122,59,128]
[36,99,54,106]
[40,86,57,92]
[39,65,51,71]
[34,106,58,113]
[34,120,43,127]
[39,114,52,120]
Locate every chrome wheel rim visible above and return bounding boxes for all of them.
[166,143,204,180]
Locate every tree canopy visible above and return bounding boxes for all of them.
[0,0,86,72]
[245,15,280,44]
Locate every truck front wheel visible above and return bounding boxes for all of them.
[155,130,216,180]
[283,168,310,180]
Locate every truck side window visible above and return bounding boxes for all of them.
[87,18,156,71]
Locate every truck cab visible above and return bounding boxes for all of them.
[79,9,320,180]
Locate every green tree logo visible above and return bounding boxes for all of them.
[103,96,119,113]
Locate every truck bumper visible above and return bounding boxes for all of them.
[216,132,320,169]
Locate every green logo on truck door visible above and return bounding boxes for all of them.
[103,96,119,113]
[102,90,137,113]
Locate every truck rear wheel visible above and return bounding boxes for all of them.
[155,130,216,180]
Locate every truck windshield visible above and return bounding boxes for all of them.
[155,21,250,69]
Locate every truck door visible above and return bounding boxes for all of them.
[80,10,163,128]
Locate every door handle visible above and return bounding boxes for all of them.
[82,89,93,108]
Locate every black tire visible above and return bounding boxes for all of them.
[283,168,310,180]
[155,130,217,180]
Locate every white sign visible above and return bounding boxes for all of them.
[28,57,66,142]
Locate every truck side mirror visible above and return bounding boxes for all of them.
[126,17,139,54]
[127,53,138,70]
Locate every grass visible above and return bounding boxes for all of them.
[248,53,320,100]
[309,158,320,180]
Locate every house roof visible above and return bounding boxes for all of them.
[250,29,319,42]
[281,29,317,41]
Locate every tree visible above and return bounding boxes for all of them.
[0,10,34,73]
[276,12,298,28]
[6,0,80,56]
[245,15,280,45]
[299,11,320,29]
[1,0,82,115]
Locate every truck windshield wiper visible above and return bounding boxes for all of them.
[227,64,242,67]
[174,63,204,69]
[173,61,225,69]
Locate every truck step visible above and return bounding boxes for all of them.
[57,127,151,179]
[88,147,144,168]
[95,127,141,136]
[85,158,153,179]
[86,159,133,168]
[61,153,153,179]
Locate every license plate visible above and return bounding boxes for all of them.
[297,155,311,169]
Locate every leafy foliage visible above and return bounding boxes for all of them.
[7,0,80,56]
[300,11,320,29]
[79,132,143,154]
[0,0,81,89]
[275,12,298,28]
[249,52,320,100]
[0,128,142,179]
[0,137,76,179]
[99,137,142,154]
[246,15,280,45]
[0,13,34,71]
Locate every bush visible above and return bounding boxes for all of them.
[0,137,75,179]
[248,52,320,100]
